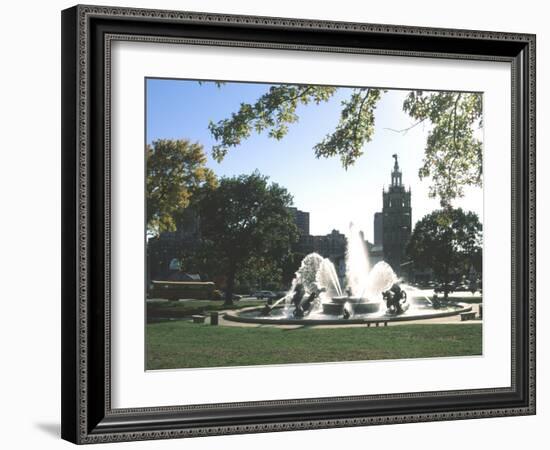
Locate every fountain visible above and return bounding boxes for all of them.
[321,224,396,316]
[225,224,472,325]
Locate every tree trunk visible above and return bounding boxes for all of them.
[224,265,236,306]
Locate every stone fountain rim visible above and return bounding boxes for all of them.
[223,302,473,326]
[330,296,380,304]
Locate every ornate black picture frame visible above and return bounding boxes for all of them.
[61,4,536,444]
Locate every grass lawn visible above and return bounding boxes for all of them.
[146,321,482,370]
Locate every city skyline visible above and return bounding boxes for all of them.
[146,79,483,242]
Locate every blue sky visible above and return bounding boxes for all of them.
[146,78,483,241]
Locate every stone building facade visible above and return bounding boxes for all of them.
[376,154,412,276]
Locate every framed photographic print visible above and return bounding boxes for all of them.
[61,4,536,444]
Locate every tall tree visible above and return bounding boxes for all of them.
[196,172,298,304]
[406,208,482,300]
[146,139,217,237]
[235,256,283,293]
[207,83,482,206]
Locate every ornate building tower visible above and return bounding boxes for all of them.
[382,154,412,276]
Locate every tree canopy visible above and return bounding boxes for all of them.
[403,91,482,206]
[207,83,482,206]
[196,171,298,304]
[146,139,217,237]
[406,208,482,299]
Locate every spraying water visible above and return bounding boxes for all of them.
[316,257,343,298]
[278,253,341,313]
[364,261,398,302]
[345,223,370,297]
[272,223,399,319]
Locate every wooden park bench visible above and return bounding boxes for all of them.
[192,315,206,324]
[460,311,476,321]
[367,321,388,327]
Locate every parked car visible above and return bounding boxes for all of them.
[217,292,242,301]
[252,290,278,300]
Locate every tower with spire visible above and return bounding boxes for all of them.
[379,154,412,276]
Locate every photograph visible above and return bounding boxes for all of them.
[145,79,484,370]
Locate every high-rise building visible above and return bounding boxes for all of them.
[374,212,383,246]
[380,154,412,276]
[288,207,310,236]
[311,229,347,260]
[288,207,347,278]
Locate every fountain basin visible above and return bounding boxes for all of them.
[323,297,382,315]
[224,302,473,326]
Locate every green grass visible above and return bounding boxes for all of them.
[147,300,264,323]
[146,321,482,370]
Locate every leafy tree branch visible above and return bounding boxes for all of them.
[403,91,483,207]
[208,84,338,161]
[206,81,483,206]
[313,88,382,169]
